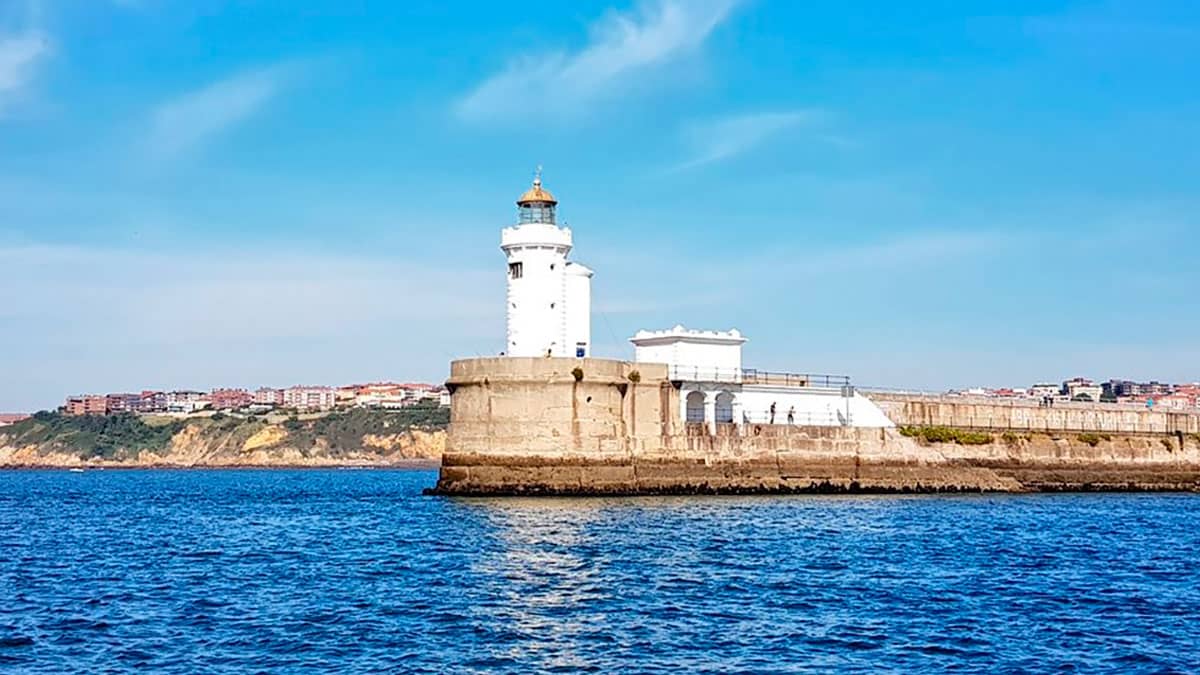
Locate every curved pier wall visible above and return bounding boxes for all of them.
[434,358,1200,495]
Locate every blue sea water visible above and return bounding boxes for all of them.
[2,470,1199,673]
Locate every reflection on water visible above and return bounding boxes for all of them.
[2,470,1200,673]
[469,500,611,671]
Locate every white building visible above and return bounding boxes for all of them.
[283,386,336,411]
[630,326,895,430]
[165,390,209,413]
[502,172,592,358]
[631,326,746,382]
[253,387,284,406]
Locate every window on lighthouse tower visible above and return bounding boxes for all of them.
[519,202,556,224]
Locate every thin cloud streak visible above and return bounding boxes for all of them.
[672,110,826,171]
[0,31,49,114]
[146,64,295,157]
[456,0,741,123]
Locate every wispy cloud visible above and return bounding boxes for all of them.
[673,110,826,170]
[456,0,740,123]
[0,242,500,408]
[0,31,49,115]
[146,64,295,157]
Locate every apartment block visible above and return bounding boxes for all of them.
[210,388,252,410]
[65,395,107,416]
[283,386,336,411]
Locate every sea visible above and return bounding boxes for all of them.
[2,469,1199,673]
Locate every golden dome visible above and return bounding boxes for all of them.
[516,176,557,206]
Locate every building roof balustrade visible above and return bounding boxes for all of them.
[667,365,851,389]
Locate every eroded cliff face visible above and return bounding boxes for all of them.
[0,422,445,468]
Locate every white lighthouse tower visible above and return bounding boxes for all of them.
[501,171,593,358]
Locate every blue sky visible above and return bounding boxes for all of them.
[2,0,1198,410]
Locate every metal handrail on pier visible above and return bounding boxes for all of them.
[668,365,851,389]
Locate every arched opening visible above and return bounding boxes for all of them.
[685,391,706,423]
[714,391,735,424]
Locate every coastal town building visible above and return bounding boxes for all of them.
[165,390,208,413]
[283,386,336,411]
[1155,393,1198,410]
[502,172,593,358]
[105,393,143,414]
[1104,379,1175,400]
[0,413,30,427]
[49,380,448,419]
[210,388,252,410]
[253,387,284,406]
[141,391,167,412]
[65,395,107,416]
[1028,383,1060,400]
[332,382,446,409]
[166,390,206,405]
[1176,384,1200,399]
[1062,378,1103,402]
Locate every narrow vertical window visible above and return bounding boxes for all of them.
[509,262,523,279]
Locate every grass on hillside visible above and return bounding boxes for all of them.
[4,411,187,459]
[2,405,450,460]
[280,405,448,457]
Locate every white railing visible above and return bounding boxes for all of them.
[685,410,848,426]
[667,365,851,389]
[671,365,744,383]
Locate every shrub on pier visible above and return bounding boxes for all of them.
[899,425,994,446]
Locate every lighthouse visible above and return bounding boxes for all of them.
[501,171,593,358]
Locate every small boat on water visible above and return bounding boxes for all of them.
[68,468,85,473]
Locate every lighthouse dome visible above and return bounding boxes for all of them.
[516,176,558,206]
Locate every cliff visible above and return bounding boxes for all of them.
[0,409,446,468]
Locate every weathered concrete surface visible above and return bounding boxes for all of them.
[434,358,1200,495]
[871,392,1200,434]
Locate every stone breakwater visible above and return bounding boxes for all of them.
[431,357,1200,495]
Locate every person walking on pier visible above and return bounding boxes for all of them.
[787,406,795,425]
[769,402,777,425]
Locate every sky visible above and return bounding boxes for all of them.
[1,0,1198,411]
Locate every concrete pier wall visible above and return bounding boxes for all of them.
[870,393,1200,434]
[434,358,1200,495]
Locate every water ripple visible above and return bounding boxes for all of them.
[2,470,1199,672]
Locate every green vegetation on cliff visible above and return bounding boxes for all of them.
[6,411,186,459]
[1,405,449,461]
[280,405,448,457]
[899,425,994,446]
